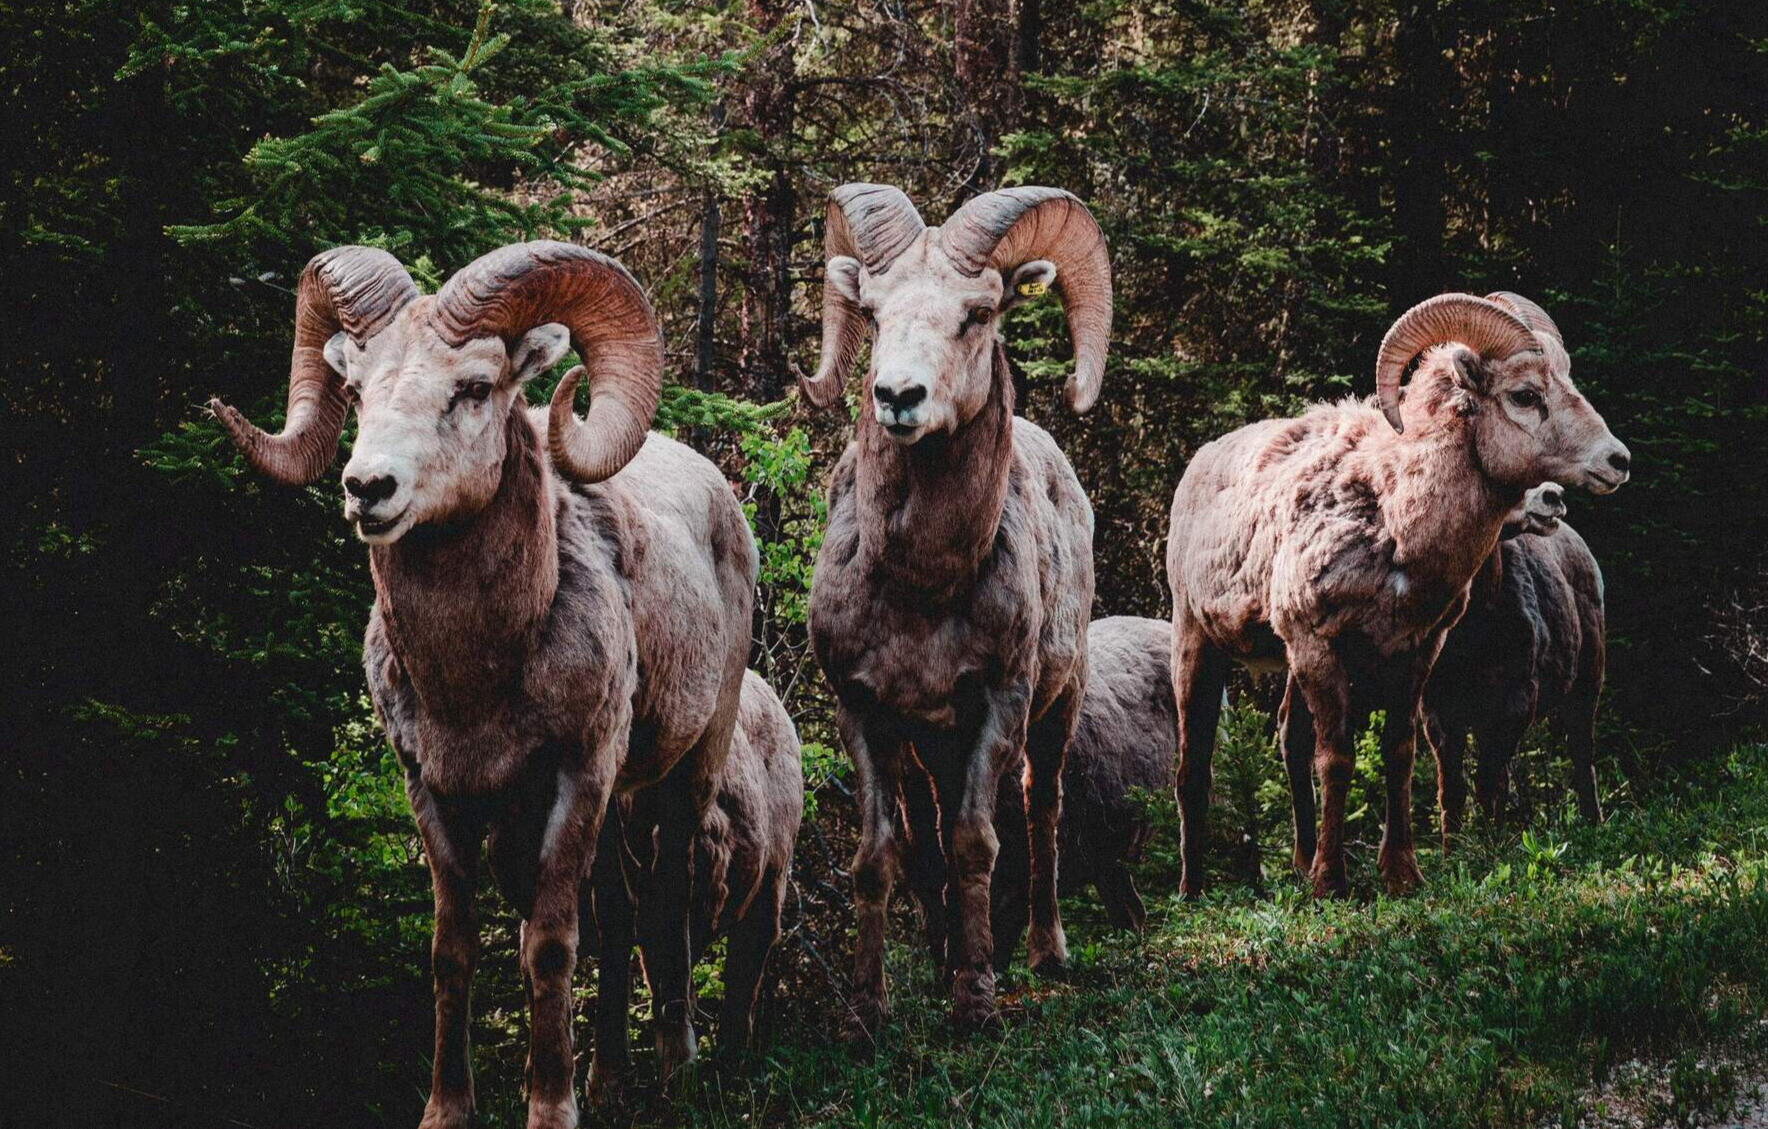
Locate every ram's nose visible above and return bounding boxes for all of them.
[872,378,927,412]
[344,471,399,504]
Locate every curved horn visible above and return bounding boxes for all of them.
[1374,293,1541,433]
[939,187,1114,412]
[1486,290,1570,375]
[209,247,417,484]
[802,184,926,409]
[436,241,662,483]
[1484,291,1562,344]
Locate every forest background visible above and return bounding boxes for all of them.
[4,0,1768,1124]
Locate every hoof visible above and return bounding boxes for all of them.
[419,1100,473,1129]
[1029,952,1069,981]
[950,968,999,1032]
[842,995,887,1048]
[584,1058,625,1112]
[655,1022,698,1086]
[1027,924,1067,975]
[951,996,1002,1032]
[524,1098,578,1129]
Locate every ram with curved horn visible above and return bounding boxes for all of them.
[210,241,757,1127]
[1164,291,1630,900]
[802,183,1112,1033]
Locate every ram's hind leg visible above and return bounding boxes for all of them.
[1097,861,1147,934]
[841,706,906,1043]
[1375,700,1426,895]
[1278,676,1317,873]
[716,864,787,1060]
[1473,713,1529,826]
[634,765,709,1084]
[901,765,950,980]
[1425,711,1468,854]
[1173,623,1229,899]
[1024,688,1078,976]
[1564,660,1605,823]
[585,812,635,1108]
[1288,641,1354,898]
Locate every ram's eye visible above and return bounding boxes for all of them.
[451,381,493,407]
[1508,389,1543,410]
[964,307,994,330]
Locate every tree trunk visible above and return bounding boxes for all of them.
[1387,3,1452,305]
[955,0,1023,197]
[736,1,797,404]
[695,103,726,393]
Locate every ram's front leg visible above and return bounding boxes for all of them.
[1376,700,1426,894]
[1022,684,1075,976]
[524,741,619,1129]
[408,779,486,1129]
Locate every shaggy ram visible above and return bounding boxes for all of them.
[211,242,757,1128]
[802,183,1111,1032]
[1167,290,1629,898]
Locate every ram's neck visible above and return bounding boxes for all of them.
[853,343,1015,598]
[369,407,558,722]
[1381,418,1520,598]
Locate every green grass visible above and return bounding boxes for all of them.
[660,745,1768,1128]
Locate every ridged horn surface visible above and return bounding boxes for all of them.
[437,241,662,483]
[938,187,1113,412]
[1486,291,1570,375]
[1374,293,1540,432]
[803,184,926,409]
[210,247,417,484]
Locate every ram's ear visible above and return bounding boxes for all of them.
[1446,344,1487,392]
[323,331,354,377]
[826,256,863,305]
[1002,260,1057,311]
[509,323,572,384]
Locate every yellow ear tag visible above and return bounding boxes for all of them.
[1016,280,1049,298]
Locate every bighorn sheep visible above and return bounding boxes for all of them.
[802,184,1111,1031]
[210,242,757,1128]
[1167,290,1629,898]
[588,669,802,1092]
[1423,481,1608,832]
[986,616,1176,965]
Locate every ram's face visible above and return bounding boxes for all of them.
[325,301,570,544]
[1502,482,1567,538]
[1460,348,1631,497]
[825,239,1057,445]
